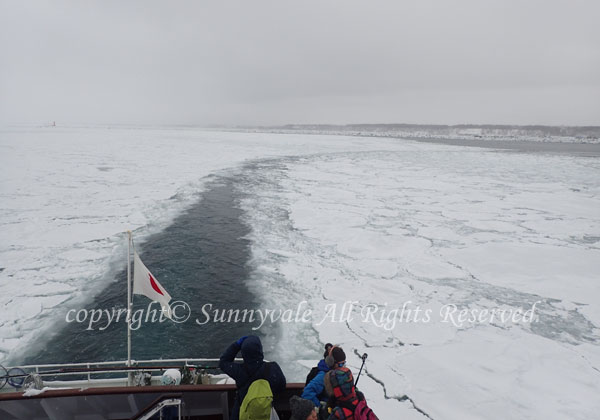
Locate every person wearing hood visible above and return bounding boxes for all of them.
[301,343,333,406]
[219,335,287,420]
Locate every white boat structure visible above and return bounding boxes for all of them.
[0,358,302,419]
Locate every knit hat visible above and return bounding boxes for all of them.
[331,347,346,364]
[289,396,315,420]
[325,346,347,368]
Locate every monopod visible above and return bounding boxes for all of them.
[355,353,368,386]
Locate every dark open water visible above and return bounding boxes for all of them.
[24,175,261,365]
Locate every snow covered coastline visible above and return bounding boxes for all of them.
[228,124,600,144]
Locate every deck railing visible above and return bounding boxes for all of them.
[0,358,240,391]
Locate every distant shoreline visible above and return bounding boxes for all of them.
[228,125,600,156]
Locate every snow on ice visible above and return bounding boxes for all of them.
[240,145,600,419]
[1,126,599,419]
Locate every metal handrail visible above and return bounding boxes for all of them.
[8,357,229,370]
[129,393,182,420]
[1,358,242,384]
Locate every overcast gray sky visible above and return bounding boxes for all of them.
[1,0,599,126]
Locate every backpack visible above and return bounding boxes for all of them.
[240,363,275,420]
[338,392,378,420]
[352,400,378,420]
[305,366,320,385]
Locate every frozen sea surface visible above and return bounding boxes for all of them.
[1,126,599,419]
[0,126,399,362]
[240,147,600,419]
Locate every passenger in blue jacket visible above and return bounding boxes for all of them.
[219,335,286,420]
[301,343,333,407]
[301,359,330,407]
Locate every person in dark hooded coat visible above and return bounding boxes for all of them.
[219,335,287,420]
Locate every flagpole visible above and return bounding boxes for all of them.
[127,230,132,384]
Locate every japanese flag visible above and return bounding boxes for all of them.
[133,251,172,320]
